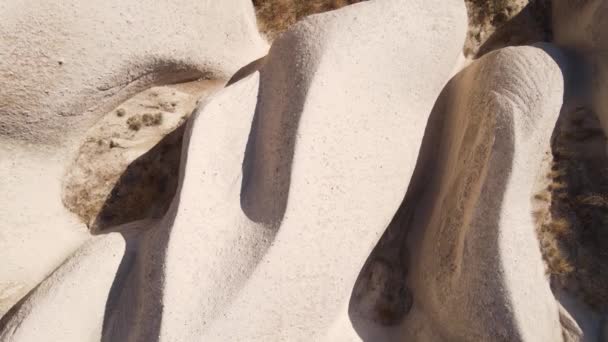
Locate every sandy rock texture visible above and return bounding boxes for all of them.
[0,0,467,340]
[0,0,266,146]
[395,44,565,341]
[176,1,466,340]
[0,0,266,318]
[63,80,222,231]
[2,0,608,341]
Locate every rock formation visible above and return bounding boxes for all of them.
[1,0,608,341]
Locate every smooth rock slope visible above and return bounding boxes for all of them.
[1,0,467,340]
[0,0,266,318]
[395,45,566,341]
[3,0,601,341]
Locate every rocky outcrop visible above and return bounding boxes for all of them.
[391,44,565,341]
[0,0,266,319]
[0,0,467,340]
[3,0,608,341]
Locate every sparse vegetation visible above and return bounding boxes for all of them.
[547,181,567,191]
[159,101,176,112]
[575,194,608,208]
[252,0,366,39]
[546,169,565,180]
[550,253,575,275]
[532,208,545,224]
[534,191,550,202]
[62,81,217,233]
[547,218,572,240]
[127,115,142,131]
[463,0,551,57]
[142,112,163,126]
[127,112,163,131]
[535,105,608,313]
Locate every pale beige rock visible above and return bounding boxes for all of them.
[0,0,467,340]
[0,0,266,318]
[0,0,267,147]
[0,229,130,341]
[390,45,566,341]
[175,0,466,340]
[1,0,585,341]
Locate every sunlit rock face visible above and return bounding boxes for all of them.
[1,1,607,342]
[0,0,267,324]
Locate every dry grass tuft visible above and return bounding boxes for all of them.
[536,105,608,313]
[127,112,163,131]
[532,208,545,224]
[547,218,572,240]
[127,116,142,131]
[546,168,565,180]
[549,254,575,275]
[575,194,608,208]
[534,190,550,202]
[142,112,163,127]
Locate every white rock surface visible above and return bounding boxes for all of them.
[0,0,266,318]
[0,0,267,146]
[1,0,468,340]
[394,44,566,341]
[1,0,585,341]
[162,0,466,340]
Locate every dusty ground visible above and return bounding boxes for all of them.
[62,80,222,232]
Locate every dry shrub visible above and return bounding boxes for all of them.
[142,112,163,127]
[548,181,567,191]
[127,115,142,131]
[126,112,163,131]
[463,0,551,57]
[549,254,575,275]
[547,218,572,240]
[534,191,550,202]
[536,105,608,313]
[532,208,545,224]
[546,169,565,180]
